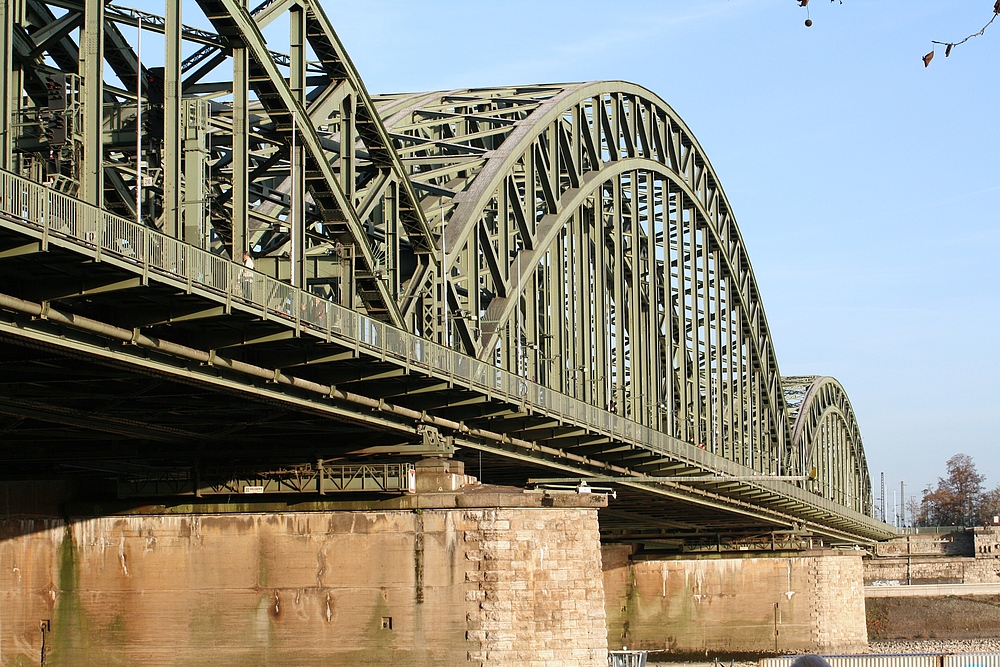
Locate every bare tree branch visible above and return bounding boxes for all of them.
[793,0,999,65]
[925,1,1000,65]
[932,8,999,53]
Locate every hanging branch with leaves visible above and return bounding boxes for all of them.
[924,1,1000,67]
[794,0,999,66]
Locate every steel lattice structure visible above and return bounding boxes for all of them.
[783,376,871,515]
[4,0,435,322]
[0,0,877,535]
[376,85,871,515]
[377,84,791,471]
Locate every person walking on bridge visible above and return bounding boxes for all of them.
[240,251,255,300]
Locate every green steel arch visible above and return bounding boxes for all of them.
[782,376,873,515]
[378,83,796,479]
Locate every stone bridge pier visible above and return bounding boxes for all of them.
[0,473,868,666]
[0,471,609,667]
[602,546,869,655]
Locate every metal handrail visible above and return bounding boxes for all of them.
[0,168,889,536]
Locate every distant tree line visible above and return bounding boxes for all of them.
[907,454,1000,527]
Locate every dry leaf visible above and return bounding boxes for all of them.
[922,51,934,67]
[994,0,1000,14]
[945,43,953,57]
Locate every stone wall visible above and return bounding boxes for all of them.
[463,508,607,665]
[0,485,607,667]
[865,556,1000,585]
[603,546,868,654]
[874,531,971,558]
[810,551,868,650]
[976,527,1000,559]
[865,528,1000,585]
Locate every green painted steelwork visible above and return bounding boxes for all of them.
[0,0,883,544]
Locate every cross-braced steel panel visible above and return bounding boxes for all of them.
[4,0,435,326]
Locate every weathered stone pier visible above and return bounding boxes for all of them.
[0,467,879,666]
[1,468,609,666]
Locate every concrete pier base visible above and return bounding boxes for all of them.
[0,481,608,667]
[602,545,868,655]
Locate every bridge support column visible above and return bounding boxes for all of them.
[0,0,11,171]
[602,545,868,655]
[0,480,608,666]
[78,0,103,205]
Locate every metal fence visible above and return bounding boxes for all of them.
[760,655,1000,667]
[0,167,889,535]
[943,655,1000,667]
[609,650,648,667]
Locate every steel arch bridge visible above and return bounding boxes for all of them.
[0,0,885,545]
[782,376,872,515]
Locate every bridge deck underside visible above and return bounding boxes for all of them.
[0,218,887,546]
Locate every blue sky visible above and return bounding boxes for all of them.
[318,0,1000,509]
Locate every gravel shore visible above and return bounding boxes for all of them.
[867,638,1000,654]
[648,638,1000,666]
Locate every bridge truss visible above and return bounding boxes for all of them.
[0,0,884,545]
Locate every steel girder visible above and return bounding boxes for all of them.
[5,0,435,326]
[378,83,797,480]
[782,376,873,516]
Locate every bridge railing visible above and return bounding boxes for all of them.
[0,168,886,534]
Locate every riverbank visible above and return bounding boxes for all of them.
[649,638,1000,666]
